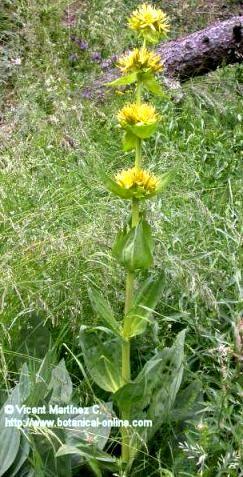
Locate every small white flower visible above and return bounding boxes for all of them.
[11,58,22,65]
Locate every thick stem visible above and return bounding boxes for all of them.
[121,68,143,467]
[136,81,142,104]
[135,138,142,169]
[121,199,140,465]
[121,274,132,464]
[135,79,142,169]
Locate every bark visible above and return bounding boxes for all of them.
[157,15,243,80]
[84,16,243,98]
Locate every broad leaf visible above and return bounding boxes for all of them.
[19,362,31,403]
[171,380,203,422]
[106,72,137,87]
[33,429,72,477]
[101,173,134,199]
[28,349,56,406]
[88,287,121,336]
[65,402,113,451]
[101,170,173,201]
[89,460,103,477]
[123,274,165,338]
[143,75,164,96]
[48,359,73,405]
[122,131,137,152]
[0,386,21,476]
[142,30,167,44]
[17,467,35,477]
[113,354,164,417]
[79,326,124,393]
[113,329,186,464]
[146,329,186,436]
[8,434,30,477]
[112,218,153,271]
[56,443,116,463]
[127,122,158,139]
[0,364,31,477]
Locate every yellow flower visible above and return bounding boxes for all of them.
[115,167,160,196]
[117,47,163,75]
[128,3,170,42]
[117,103,159,127]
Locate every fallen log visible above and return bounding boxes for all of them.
[157,15,243,80]
[84,16,243,98]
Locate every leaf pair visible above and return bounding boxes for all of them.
[123,121,159,141]
[80,326,124,393]
[122,123,158,151]
[113,329,186,465]
[113,218,153,272]
[101,169,174,200]
[107,72,164,98]
[56,402,116,476]
[0,355,74,477]
[88,274,165,340]
[123,274,165,338]
[82,275,165,393]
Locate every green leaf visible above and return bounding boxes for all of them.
[28,349,56,406]
[142,30,165,44]
[123,274,165,338]
[127,122,158,139]
[112,218,153,271]
[171,380,203,422]
[113,329,186,464]
[113,354,163,417]
[19,363,31,402]
[100,170,173,201]
[79,326,124,393]
[48,359,73,405]
[143,75,164,96]
[156,170,175,194]
[106,72,137,87]
[89,460,103,477]
[88,287,121,336]
[0,386,21,476]
[65,402,113,452]
[33,429,72,477]
[122,131,137,152]
[56,443,116,463]
[146,329,186,436]
[159,471,174,477]
[8,434,30,477]
[101,173,134,199]
[17,467,35,477]
[0,364,30,477]
[15,314,51,367]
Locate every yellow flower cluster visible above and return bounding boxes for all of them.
[128,3,170,41]
[117,103,159,127]
[115,167,159,195]
[117,47,163,75]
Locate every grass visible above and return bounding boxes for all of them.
[0,0,242,476]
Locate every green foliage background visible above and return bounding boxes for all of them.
[0,0,242,475]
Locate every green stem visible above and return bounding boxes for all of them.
[121,62,143,467]
[131,198,139,227]
[135,138,142,169]
[136,81,142,104]
[121,199,140,465]
[135,78,142,169]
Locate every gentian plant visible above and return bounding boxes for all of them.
[79,3,186,475]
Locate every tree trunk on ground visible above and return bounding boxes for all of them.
[157,15,243,80]
[85,16,243,98]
